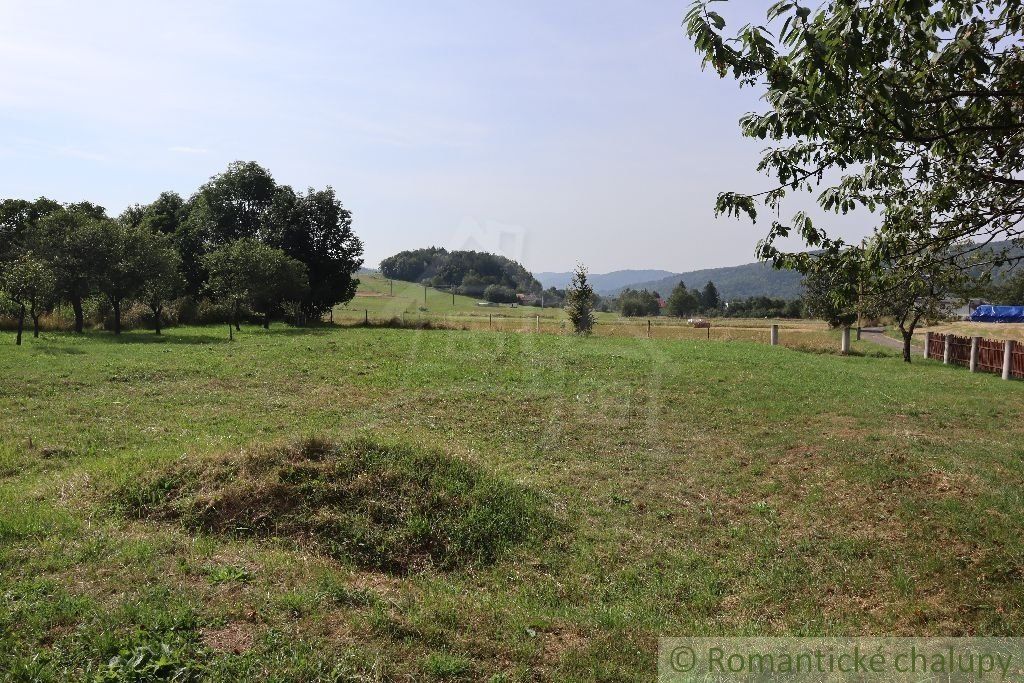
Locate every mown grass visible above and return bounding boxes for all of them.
[1,323,1023,681]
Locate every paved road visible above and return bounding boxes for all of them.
[860,327,918,352]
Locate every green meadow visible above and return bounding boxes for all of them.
[1,322,1023,681]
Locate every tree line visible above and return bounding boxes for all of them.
[0,161,363,344]
[611,280,802,319]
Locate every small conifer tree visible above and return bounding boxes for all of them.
[565,263,595,335]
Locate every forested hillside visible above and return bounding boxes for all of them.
[379,248,540,296]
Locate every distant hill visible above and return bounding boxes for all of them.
[613,262,804,301]
[537,261,803,300]
[536,269,676,293]
[580,240,1023,301]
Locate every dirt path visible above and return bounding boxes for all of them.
[860,327,917,352]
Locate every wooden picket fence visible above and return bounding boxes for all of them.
[926,332,1024,379]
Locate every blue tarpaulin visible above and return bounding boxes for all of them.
[970,305,1024,323]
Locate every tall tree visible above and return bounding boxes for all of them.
[270,186,363,320]
[565,264,595,335]
[685,1,1024,281]
[699,281,720,311]
[193,161,278,244]
[141,191,187,235]
[666,281,700,317]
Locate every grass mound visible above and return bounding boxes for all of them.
[116,437,552,573]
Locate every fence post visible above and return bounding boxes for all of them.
[923,331,931,358]
[536,315,540,333]
[770,324,779,346]
[364,309,368,326]
[1004,340,1015,381]
[841,326,851,354]
[943,335,952,364]
[647,320,651,339]
[970,336,980,372]
[489,314,492,330]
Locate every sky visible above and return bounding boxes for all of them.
[0,1,872,274]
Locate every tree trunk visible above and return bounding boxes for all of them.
[72,296,84,333]
[113,299,122,335]
[264,310,270,330]
[32,314,40,338]
[233,302,241,331]
[152,305,162,335]
[902,331,913,363]
[16,304,25,345]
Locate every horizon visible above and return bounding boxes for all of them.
[1,1,872,274]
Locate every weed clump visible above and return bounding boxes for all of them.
[115,437,551,573]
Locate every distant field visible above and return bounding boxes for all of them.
[2,322,1023,680]
[340,274,856,353]
[911,321,1024,343]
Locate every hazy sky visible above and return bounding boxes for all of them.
[0,1,871,274]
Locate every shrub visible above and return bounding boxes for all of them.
[483,284,518,304]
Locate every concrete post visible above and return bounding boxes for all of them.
[770,324,779,346]
[943,335,952,365]
[970,336,980,372]
[1004,340,1015,381]
[841,326,851,354]
[923,331,931,359]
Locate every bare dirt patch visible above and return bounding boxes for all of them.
[201,622,256,654]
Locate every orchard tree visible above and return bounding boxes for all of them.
[96,221,174,334]
[138,236,185,335]
[204,239,256,331]
[685,1,1024,281]
[30,208,107,333]
[2,253,54,345]
[801,267,859,329]
[565,264,595,335]
[204,238,308,331]
[248,250,309,329]
[862,239,969,363]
